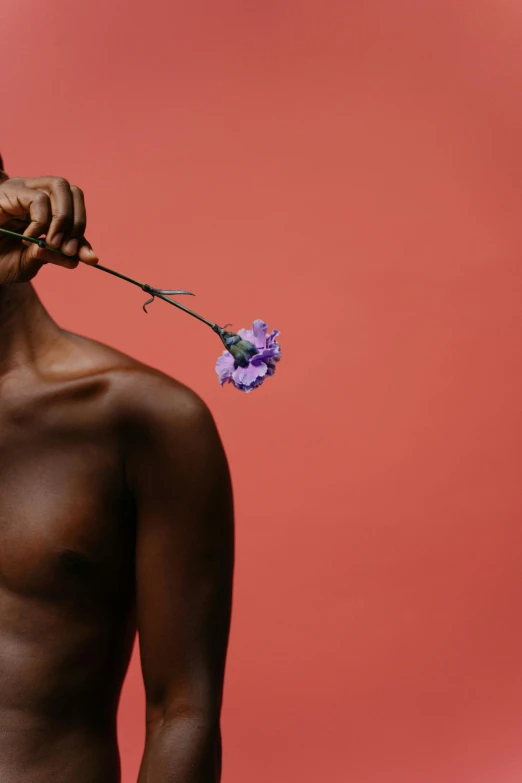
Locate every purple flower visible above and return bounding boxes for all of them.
[215,319,281,392]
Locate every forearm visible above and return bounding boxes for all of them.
[138,715,221,783]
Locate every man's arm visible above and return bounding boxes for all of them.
[124,377,234,783]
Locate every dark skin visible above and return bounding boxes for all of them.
[0,167,234,782]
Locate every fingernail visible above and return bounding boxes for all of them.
[86,247,98,259]
[49,233,63,248]
[63,239,78,256]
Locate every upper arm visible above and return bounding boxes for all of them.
[124,377,234,728]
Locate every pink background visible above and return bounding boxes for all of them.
[3,1,522,781]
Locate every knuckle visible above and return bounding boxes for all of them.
[54,209,72,222]
[32,191,49,205]
[72,219,87,236]
[28,221,47,235]
[52,207,73,225]
[30,218,48,232]
[52,176,69,189]
[71,185,84,198]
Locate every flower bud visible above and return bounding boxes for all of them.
[213,325,258,368]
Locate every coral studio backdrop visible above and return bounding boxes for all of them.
[2,1,522,782]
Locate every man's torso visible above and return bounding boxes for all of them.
[0,331,147,782]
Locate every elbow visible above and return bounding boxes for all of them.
[146,698,221,738]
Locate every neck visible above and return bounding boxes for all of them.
[0,283,62,376]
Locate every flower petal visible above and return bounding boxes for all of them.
[252,346,279,363]
[265,357,280,376]
[238,328,256,344]
[267,328,280,348]
[252,320,268,349]
[231,382,253,393]
[232,360,268,390]
[216,352,235,385]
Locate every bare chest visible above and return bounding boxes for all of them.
[0,404,134,605]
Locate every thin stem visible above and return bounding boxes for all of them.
[0,227,49,246]
[0,226,217,330]
[89,263,146,287]
[145,290,216,328]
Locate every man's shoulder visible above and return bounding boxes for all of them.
[111,362,213,437]
[77,336,228,485]
[63,330,214,435]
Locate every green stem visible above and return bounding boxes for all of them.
[145,290,216,328]
[89,262,146,288]
[0,227,217,330]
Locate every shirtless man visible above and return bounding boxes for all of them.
[0,158,234,782]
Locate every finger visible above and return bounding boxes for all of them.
[0,185,52,237]
[24,177,73,250]
[59,185,87,257]
[23,241,79,271]
[77,239,99,265]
